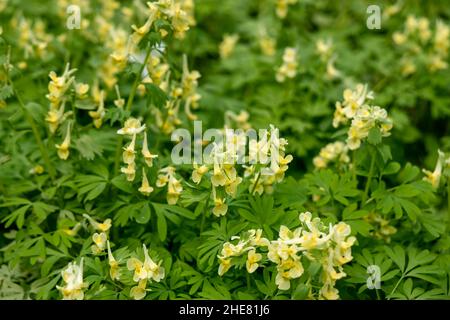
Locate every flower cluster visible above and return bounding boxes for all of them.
[111,0,195,71]
[11,15,52,60]
[118,118,158,196]
[245,125,293,196]
[190,125,292,216]
[45,64,91,160]
[315,38,341,80]
[153,55,202,133]
[393,16,449,74]
[332,84,393,150]
[126,244,165,300]
[313,141,350,169]
[157,166,183,204]
[276,47,298,82]
[45,64,76,133]
[218,212,356,300]
[258,28,276,56]
[56,258,87,300]
[83,214,112,255]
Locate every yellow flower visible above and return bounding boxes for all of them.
[259,36,276,56]
[46,103,65,134]
[88,90,106,128]
[131,15,154,45]
[117,117,146,135]
[320,282,339,300]
[29,164,45,175]
[91,232,107,254]
[127,244,165,284]
[393,32,407,45]
[83,214,112,232]
[121,162,136,182]
[423,149,445,189]
[219,34,239,59]
[56,258,87,300]
[122,133,137,165]
[55,124,71,160]
[218,257,231,276]
[142,132,158,167]
[75,83,89,99]
[139,168,154,196]
[276,0,298,19]
[212,197,228,217]
[192,163,209,184]
[62,223,81,236]
[130,279,147,300]
[246,249,262,273]
[276,47,298,82]
[107,241,120,281]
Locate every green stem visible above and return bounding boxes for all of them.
[352,151,357,183]
[200,194,210,235]
[250,172,261,196]
[125,44,152,112]
[15,88,56,181]
[362,149,376,206]
[388,275,404,300]
[113,44,153,176]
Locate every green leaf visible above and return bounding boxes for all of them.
[135,203,151,224]
[368,127,382,145]
[145,83,168,109]
[111,175,134,193]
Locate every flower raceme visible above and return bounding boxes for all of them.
[313,141,350,170]
[118,118,158,196]
[276,47,298,82]
[393,16,449,74]
[56,258,87,300]
[217,212,356,300]
[126,244,165,300]
[157,166,183,205]
[332,84,393,150]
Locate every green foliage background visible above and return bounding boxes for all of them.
[0,0,449,300]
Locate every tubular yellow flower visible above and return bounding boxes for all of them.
[122,133,137,165]
[121,162,136,181]
[423,149,445,189]
[246,249,262,273]
[117,117,146,135]
[83,214,112,232]
[55,124,71,160]
[139,168,154,196]
[91,232,107,254]
[107,241,120,281]
[56,258,87,300]
[142,132,158,167]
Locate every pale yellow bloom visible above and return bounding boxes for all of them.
[107,241,120,280]
[142,132,158,167]
[83,214,112,232]
[139,168,154,196]
[219,34,239,59]
[246,249,262,273]
[55,124,71,160]
[423,149,445,189]
[117,117,146,135]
